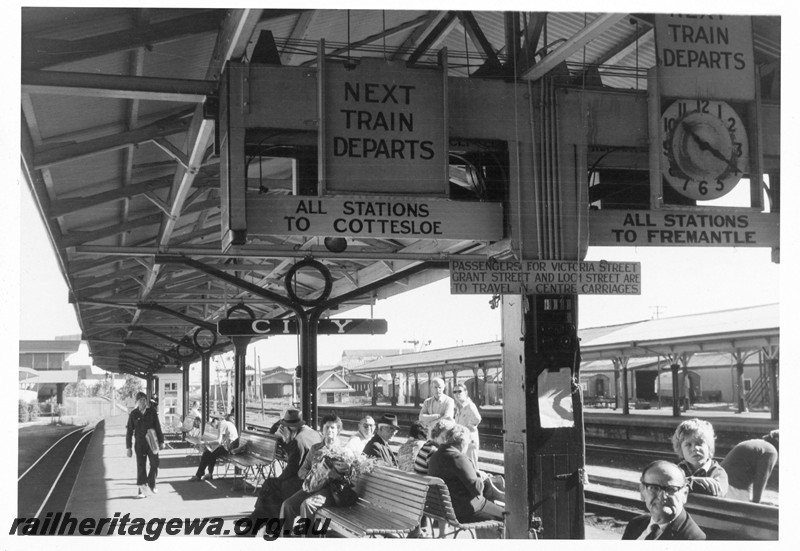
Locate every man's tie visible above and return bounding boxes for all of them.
[644,524,660,540]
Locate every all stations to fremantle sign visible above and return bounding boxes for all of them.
[449,260,641,295]
[587,210,779,247]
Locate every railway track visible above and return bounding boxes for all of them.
[17,425,95,520]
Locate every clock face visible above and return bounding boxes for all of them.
[661,99,749,201]
[193,328,218,351]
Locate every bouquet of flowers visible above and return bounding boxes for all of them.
[313,445,378,506]
[319,445,378,485]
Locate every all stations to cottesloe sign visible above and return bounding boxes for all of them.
[449,259,642,295]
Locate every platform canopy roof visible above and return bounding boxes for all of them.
[353,303,779,374]
[20,8,781,378]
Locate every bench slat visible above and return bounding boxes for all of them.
[317,467,432,537]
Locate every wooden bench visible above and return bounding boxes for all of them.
[224,431,282,491]
[184,424,219,455]
[423,478,505,538]
[315,466,437,538]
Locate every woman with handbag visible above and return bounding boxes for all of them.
[279,414,346,533]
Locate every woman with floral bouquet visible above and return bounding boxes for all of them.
[280,414,376,533]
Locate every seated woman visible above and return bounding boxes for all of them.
[279,414,346,530]
[345,415,375,454]
[428,424,504,525]
[397,421,428,472]
[672,418,729,497]
[414,418,454,474]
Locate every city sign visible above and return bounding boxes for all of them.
[449,259,641,295]
[218,318,388,337]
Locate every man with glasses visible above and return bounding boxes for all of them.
[363,413,400,466]
[345,415,375,454]
[419,377,455,428]
[622,460,705,540]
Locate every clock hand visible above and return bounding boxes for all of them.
[680,121,741,174]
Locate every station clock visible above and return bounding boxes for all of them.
[193,327,218,352]
[661,99,749,201]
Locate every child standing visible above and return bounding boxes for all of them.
[671,418,729,497]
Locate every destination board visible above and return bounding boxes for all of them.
[218,318,388,337]
[588,210,779,248]
[246,195,503,241]
[449,260,641,295]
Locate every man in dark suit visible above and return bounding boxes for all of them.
[363,413,400,466]
[622,460,706,540]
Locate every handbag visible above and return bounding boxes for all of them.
[330,480,359,507]
[302,460,330,493]
[145,428,160,455]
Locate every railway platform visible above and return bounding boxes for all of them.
[65,415,258,536]
[60,414,620,539]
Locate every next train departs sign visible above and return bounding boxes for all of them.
[218,318,388,337]
[654,14,755,101]
[322,58,448,195]
[449,260,641,295]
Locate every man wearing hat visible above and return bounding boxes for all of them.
[248,407,321,529]
[363,413,400,467]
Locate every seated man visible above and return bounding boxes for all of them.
[246,408,321,531]
[188,413,238,481]
[622,460,706,540]
[362,413,400,467]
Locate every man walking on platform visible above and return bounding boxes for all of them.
[418,377,455,427]
[125,391,163,498]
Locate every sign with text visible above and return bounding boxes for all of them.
[588,210,779,247]
[449,260,641,295]
[654,14,755,101]
[323,58,447,195]
[246,195,503,240]
[218,318,388,337]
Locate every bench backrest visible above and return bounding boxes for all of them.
[687,494,779,540]
[203,425,220,440]
[240,432,279,461]
[354,466,437,523]
[422,477,459,523]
